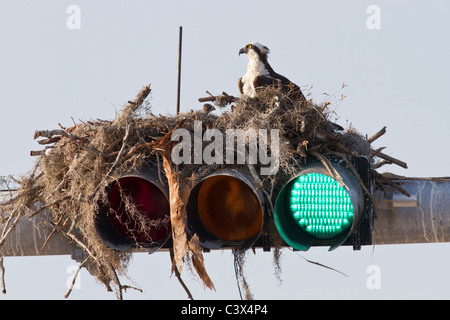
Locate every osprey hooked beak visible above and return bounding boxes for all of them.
[239,43,266,56]
[239,43,256,55]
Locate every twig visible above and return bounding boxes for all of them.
[0,191,25,207]
[64,256,89,298]
[88,121,132,201]
[377,152,408,169]
[111,265,123,300]
[198,91,238,104]
[198,90,214,102]
[233,249,253,300]
[373,171,411,197]
[30,150,45,157]
[0,209,25,248]
[371,147,386,159]
[331,152,376,208]
[34,123,105,156]
[37,137,62,145]
[0,257,5,294]
[34,129,66,140]
[128,84,152,109]
[57,123,106,156]
[170,249,193,300]
[293,250,348,277]
[246,152,275,216]
[334,141,351,154]
[309,150,346,190]
[40,215,102,268]
[119,84,152,121]
[234,252,243,300]
[372,159,389,169]
[109,263,142,300]
[28,196,71,218]
[120,285,143,294]
[367,126,387,144]
[41,216,69,251]
[156,153,165,187]
[43,154,78,202]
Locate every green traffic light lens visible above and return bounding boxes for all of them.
[289,173,354,239]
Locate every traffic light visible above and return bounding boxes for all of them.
[95,166,171,252]
[185,169,269,251]
[274,156,372,251]
[94,157,372,253]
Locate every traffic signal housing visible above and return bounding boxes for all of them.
[185,169,270,251]
[95,167,171,252]
[94,157,372,254]
[274,156,373,251]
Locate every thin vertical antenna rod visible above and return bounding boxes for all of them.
[176,26,183,114]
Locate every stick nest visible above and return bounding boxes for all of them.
[0,83,408,299]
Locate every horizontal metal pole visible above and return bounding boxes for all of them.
[0,191,82,258]
[0,215,80,258]
[372,179,450,245]
[2,179,450,258]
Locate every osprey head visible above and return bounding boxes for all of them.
[239,42,270,59]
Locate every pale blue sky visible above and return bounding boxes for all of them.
[1,1,450,299]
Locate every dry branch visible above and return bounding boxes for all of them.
[65,256,89,298]
[371,147,386,159]
[170,248,193,300]
[309,150,346,189]
[88,121,132,201]
[0,210,25,248]
[118,84,152,122]
[377,152,408,169]
[110,263,143,300]
[295,251,348,277]
[373,171,411,197]
[128,84,152,109]
[0,257,5,294]
[28,195,71,218]
[34,129,66,140]
[30,150,45,157]
[331,151,376,208]
[367,126,387,144]
[198,91,238,105]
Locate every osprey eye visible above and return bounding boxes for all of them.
[247,44,253,49]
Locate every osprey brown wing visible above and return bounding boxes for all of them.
[254,75,306,103]
[238,42,306,104]
[238,77,244,95]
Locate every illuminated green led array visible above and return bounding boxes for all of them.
[289,173,354,239]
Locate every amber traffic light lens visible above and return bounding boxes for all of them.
[197,175,263,242]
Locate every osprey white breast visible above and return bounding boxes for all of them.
[239,43,271,98]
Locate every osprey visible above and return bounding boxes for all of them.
[238,42,306,104]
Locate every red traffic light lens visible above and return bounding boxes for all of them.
[108,176,171,243]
